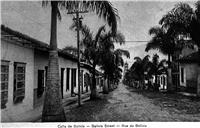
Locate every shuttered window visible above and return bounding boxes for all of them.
[14,62,26,104]
[1,61,9,109]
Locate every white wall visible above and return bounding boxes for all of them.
[59,56,78,95]
[159,74,167,90]
[180,63,198,87]
[1,39,34,121]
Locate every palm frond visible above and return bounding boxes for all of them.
[145,37,163,52]
[113,31,125,45]
[83,1,120,33]
[149,26,163,35]
[94,25,105,46]
[114,49,130,58]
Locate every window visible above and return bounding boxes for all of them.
[14,63,26,104]
[181,68,184,83]
[1,61,9,109]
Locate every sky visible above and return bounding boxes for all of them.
[1,0,196,68]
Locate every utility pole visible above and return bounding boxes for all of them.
[0,0,3,25]
[68,10,88,107]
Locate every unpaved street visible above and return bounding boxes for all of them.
[65,83,200,122]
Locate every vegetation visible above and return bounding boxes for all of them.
[41,0,120,122]
[77,25,129,98]
[148,54,167,90]
[100,47,130,93]
[123,54,167,91]
[159,0,200,96]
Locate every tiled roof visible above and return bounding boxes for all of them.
[1,25,101,73]
[177,51,199,63]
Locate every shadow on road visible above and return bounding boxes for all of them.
[65,94,110,122]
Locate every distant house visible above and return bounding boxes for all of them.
[177,51,199,93]
[152,73,167,90]
[1,25,102,122]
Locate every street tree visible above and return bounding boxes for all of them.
[79,25,127,99]
[41,0,120,122]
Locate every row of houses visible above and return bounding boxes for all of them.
[1,25,103,122]
[141,44,199,93]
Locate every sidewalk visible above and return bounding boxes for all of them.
[3,91,93,122]
[34,91,92,122]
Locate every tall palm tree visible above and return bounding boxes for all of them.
[131,55,150,89]
[159,1,200,96]
[111,49,130,84]
[41,1,120,122]
[100,48,130,93]
[148,54,167,91]
[80,25,126,99]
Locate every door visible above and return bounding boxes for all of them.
[38,70,44,98]
[61,68,65,99]
[71,69,76,95]
[80,70,83,93]
[66,68,70,92]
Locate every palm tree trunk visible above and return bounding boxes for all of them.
[167,54,173,92]
[155,74,159,91]
[42,3,66,122]
[197,49,200,97]
[108,76,111,91]
[103,74,109,94]
[90,63,99,100]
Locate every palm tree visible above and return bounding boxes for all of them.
[100,48,130,93]
[79,24,126,99]
[111,49,130,85]
[131,55,150,89]
[41,1,120,122]
[148,54,167,91]
[159,1,200,96]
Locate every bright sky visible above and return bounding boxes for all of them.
[1,0,196,67]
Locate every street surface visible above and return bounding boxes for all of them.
[65,83,200,122]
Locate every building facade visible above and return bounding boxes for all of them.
[171,44,198,91]
[178,51,199,93]
[1,25,100,122]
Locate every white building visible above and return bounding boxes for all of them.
[1,25,101,122]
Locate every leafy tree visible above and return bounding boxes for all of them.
[41,0,120,121]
